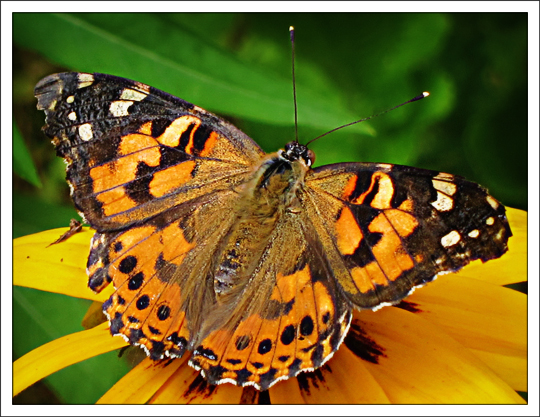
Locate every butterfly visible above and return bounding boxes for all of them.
[34,71,511,390]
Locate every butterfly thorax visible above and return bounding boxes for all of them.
[213,145,311,300]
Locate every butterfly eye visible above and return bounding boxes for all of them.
[307,149,316,166]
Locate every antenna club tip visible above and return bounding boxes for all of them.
[289,26,295,31]
[423,91,430,97]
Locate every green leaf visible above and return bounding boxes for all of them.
[13,13,370,135]
[13,120,42,188]
[13,192,79,239]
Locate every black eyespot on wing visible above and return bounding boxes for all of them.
[128,272,144,290]
[136,294,150,310]
[300,315,314,336]
[119,256,137,274]
[257,339,272,355]
[280,325,295,345]
[157,305,171,320]
[235,335,251,351]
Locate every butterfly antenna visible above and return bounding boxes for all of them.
[306,91,430,146]
[290,26,299,143]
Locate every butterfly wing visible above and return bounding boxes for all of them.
[189,206,352,390]
[303,162,512,309]
[35,72,265,230]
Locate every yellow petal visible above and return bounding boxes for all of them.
[460,208,526,285]
[468,349,527,393]
[407,275,526,391]
[352,308,525,404]
[269,346,390,404]
[13,227,113,301]
[13,322,127,396]
[97,356,187,404]
[148,357,244,404]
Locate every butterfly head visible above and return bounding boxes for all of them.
[280,141,315,167]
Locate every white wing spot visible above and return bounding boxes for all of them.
[192,105,207,113]
[376,163,393,170]
[109,100,134,117]
[66,95,75,104]
[120,88,147,101]
[77,73,94,88]
[68,111,77,121]
[441,230,461,247]
[134,81,150,92]
[486,217,495,225]
[486,195,499,210]
[78,123,93,141]
[468,229,480,238]
[432,179,457,196]
[434,172,454,180]
[431,191,454,212]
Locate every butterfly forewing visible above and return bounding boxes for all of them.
[34,72,265,231]
[305,162,511,308]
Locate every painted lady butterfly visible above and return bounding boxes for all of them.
[35,67,511,390]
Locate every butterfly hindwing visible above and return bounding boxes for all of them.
[89,187,244,359]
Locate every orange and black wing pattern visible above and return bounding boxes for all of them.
[304,162,512,309]
[34,72,265,231]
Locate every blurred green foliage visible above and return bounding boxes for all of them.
[13,13,527,404]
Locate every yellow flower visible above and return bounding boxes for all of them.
[13,209,527,404]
